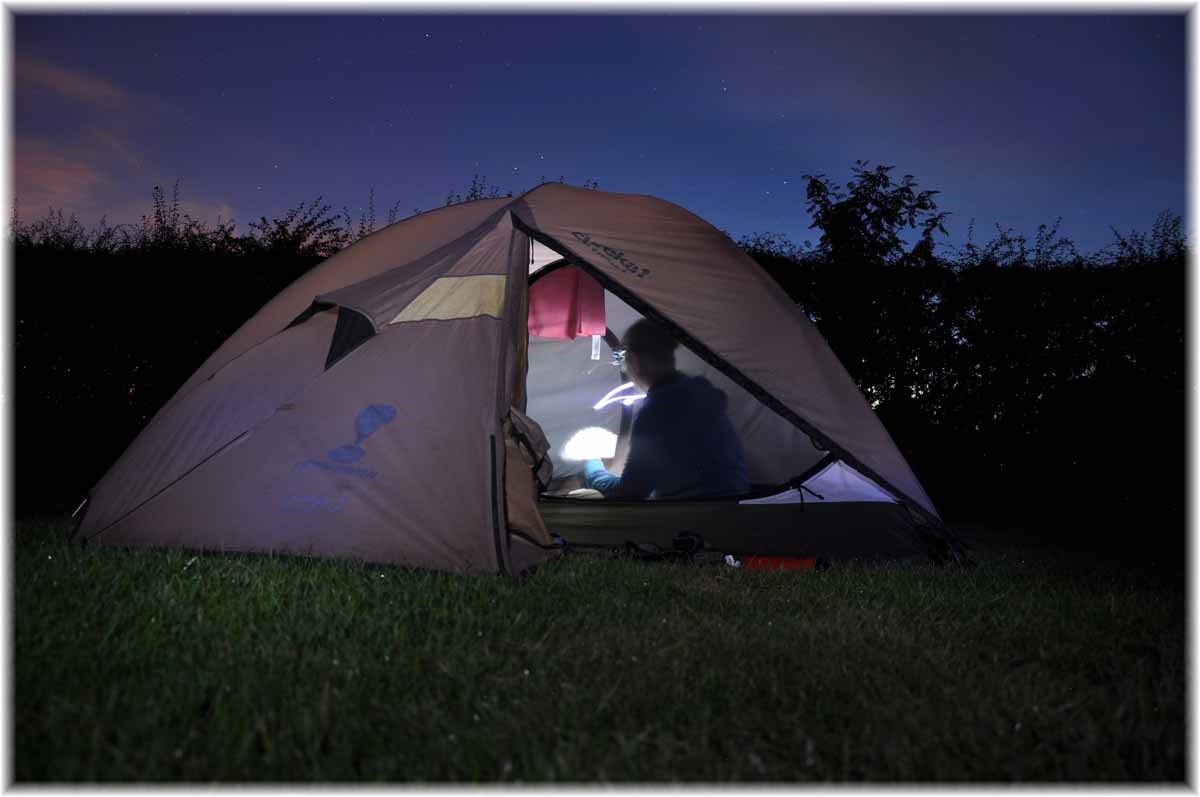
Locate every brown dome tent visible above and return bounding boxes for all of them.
[76,183,963,574]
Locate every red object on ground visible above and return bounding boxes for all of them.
[742,556,818,571]
[528,266,606,339]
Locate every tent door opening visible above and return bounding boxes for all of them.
[524,257,855,503]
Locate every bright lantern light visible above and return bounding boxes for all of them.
[562,427,618,461]
[593,381,647,410]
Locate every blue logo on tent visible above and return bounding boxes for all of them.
[292,403,398,479]
[324,404,397,463]
[328,445,364,463]
[286,494,347,512]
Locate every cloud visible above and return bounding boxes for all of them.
[180,198,238,228]
[15,55,130,109]
[83,125,148,172]
[13,138,237,233]
[13,138,107,217]
[11,57,235,230]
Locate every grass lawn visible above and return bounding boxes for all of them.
[13,518,1185,783]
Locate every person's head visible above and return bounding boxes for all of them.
[621,319,679,391]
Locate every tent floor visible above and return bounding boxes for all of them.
[538,496,930,561]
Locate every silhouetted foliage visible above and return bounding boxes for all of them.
[956,217,1083,270]
[246,197,349,258]
[444,174,511,206]
[1104,210,1187,267]
[11,203,118,254]
[340,188,405,241]
[132,182,242,255]
[804,161,949,268]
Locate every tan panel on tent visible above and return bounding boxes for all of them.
[389,275,507,324]
[322,211,516,330]
[512,183,939,520]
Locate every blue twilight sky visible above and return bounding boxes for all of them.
[12,12,1186,255]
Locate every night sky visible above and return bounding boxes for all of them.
[13,12,1186,255]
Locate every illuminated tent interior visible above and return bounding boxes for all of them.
[524,244,943,558]
[75,184,963,575]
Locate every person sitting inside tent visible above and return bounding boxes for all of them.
[583,318,749,500]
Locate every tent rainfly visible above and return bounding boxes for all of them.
[76,183,965,574]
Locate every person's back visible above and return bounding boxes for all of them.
[583,319,748,499]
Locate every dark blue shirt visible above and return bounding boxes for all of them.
[584,374,749,499]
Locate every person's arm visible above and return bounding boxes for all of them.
[582,412,660,499]
[583,459,621,493]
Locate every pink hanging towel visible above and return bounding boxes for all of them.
[527,266,606,339]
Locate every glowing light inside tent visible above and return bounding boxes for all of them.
[561,427,619,461]
[592,382,647,411]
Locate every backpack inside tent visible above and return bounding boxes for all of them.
[76,183,964,574]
